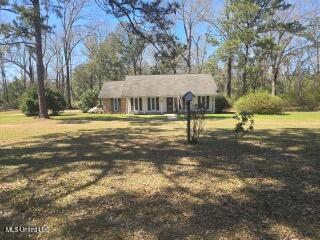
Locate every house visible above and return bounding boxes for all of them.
[98,74,219,114]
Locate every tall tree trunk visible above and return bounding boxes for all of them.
[0,57,9,103]
[241,45,249,95]
[133,61,137,75]
[61,63,65,96]
[139,54,143,75]
[64,50,71,108]
[185,24,192,74]
[298,72,303,98]
[316,43,319,87]
[272,66,279,96]
[22,48,27,88]
[226,57,232,98]
[187,29,192,73]
[33,0,48,118]
[28,54,34,86]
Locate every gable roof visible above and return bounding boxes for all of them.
[99,74,218,98]
[122,74,217,97]
[98,81,124,98]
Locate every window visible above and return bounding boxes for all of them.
[131,98,134,111]
[131,98,142,111]
[139,98,142,111]
[134,98,138,111]
[151,98,155,110]
[206,96,209,109]
[197,96,210,110]
[156,97,159,110]
[148,97,159,111]
[113,98,119,111]
[179,97,186,111]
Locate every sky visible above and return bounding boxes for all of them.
[1,0,319,81]
[1,0,226,81]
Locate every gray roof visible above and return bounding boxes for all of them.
[99,74,218,98]
[98,81,124,98]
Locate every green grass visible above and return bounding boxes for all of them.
[0,110,319,239]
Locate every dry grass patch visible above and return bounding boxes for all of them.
[0,110,319,239]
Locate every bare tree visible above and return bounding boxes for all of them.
[0,50,9,103]
[177,0,211,73]
[57,0,90,108]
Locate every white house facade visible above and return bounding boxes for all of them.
[98,74,219,114]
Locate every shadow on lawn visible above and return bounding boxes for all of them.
[55,113,231,125]
[0,127,319,239]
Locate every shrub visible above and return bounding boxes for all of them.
[235,91,285,114]
[20,86,66,116]
[78,89,98,113]
[284,92,319,111]
[215,95,231,113]
[233,111,254,142]
[20,87,39,116]
[46,88,66,115]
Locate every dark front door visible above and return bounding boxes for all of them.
[166,97,173,113]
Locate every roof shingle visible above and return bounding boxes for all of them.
[98,81,124,98]
[99,74,218,98]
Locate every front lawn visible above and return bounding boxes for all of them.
[0,110,319,239]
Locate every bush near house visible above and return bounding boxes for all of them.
[215,95,231,113]
[235,91,285,114]
[78,89,99,113]
[20,87,66,116]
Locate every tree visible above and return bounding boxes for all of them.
[96,0,178,51]
[1,0,50,118]
[78,89,98,113]
[121,29,147,75]
[20,86,66,116]
[207,0,240,98]
[177,0,211,73]
[0,49,9,103]
[154,37,185,74]
[56,0,90,108]
[258,7,304,95]
[33,0,48,117]
[73,28,132,98]
[305,16,320,82]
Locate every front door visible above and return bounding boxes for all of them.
[166,97,173,113]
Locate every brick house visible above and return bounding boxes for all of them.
[98,74,219,114]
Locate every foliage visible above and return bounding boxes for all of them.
[72,63,98,100]
[46,88,67,115]
[233,111,254,141]
[20,87,39,116]
[20,87,66,116]
[7,79,25,109]
[285,92,319,111]
[96,0,178,45]
[72,27,138,99]
[235,91,285,114]
[78,89,99,113]
[215,95,231,113]
[189,108,206,144]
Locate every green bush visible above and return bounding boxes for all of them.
[284,92,319,111]
[20,87,39,116]
[235,91,285,114]
[215,95,231,113]
[20,87,66,116]
[78,89,98,113]
[46,88,66,115]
